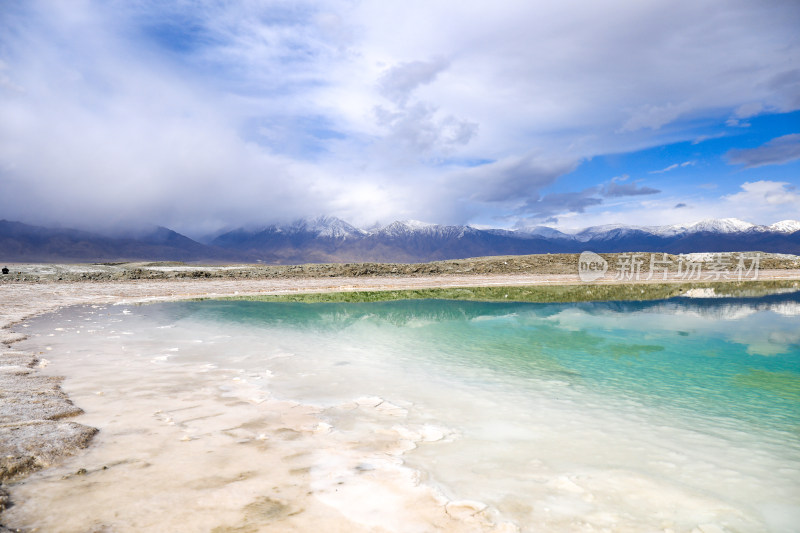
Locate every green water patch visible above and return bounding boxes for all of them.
[733,369,800,403]
[605,343,665,359]
[418,318,606,380]
[213,280,800,304]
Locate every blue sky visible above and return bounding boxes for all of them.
[1,1,798,236]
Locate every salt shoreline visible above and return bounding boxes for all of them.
[2,271,800,531]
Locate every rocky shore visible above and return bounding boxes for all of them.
[0,330,97,532]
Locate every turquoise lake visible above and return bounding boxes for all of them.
[11,292,800,532]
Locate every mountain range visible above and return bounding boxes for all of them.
[2,217,799,264]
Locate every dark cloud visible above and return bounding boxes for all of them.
[450,169,662,225]
[374,57,477,157]
[374,102,477,154]
[674,202,687,208]
[454,155,578,204]
[516,188,603,221]
[601,181,661,197]
[726,134,800,168]
[769,69,800,110]
[507,175,661,223]
[378,58,449,106]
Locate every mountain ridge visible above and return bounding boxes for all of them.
[2,217,799,264]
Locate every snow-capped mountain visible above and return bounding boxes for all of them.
[373,220,436,238]
[767,220,800,234]
[248,216,366,240]
[290,216,367,240]
[207,216,800,263]
[517,225,572,239]
[377,219,435,232]
[567,218,800,242]
[373,220,480,240]
[520,218,784,242]
[3,217,798,263]
[573,223,652,242]
[682,218,756,234]
[210,216,555,262]
[211,216,367,256]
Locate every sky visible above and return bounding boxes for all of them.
[1,0,799,237]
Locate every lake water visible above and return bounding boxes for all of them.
[8,293,800,532]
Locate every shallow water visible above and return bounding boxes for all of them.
[8,293,800,532]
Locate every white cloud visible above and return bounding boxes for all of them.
[692,132,727,145]
[724,180,800,208]
[724,102,765,127]
[650,160,695,174]
[725,118,751,128]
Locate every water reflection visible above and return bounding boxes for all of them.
[151,289,800,330]
[137,292,800,436]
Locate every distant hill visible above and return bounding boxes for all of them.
[0,220,238,263]
[2,216,799,263]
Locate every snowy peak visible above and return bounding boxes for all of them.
[645,223,689,238]
[516,225,572,239]
[376,220,420,238]
[374,220,479,240]
[573,224,649,242]
[375,220,435,236]
[289,216,366,239]
[768,220,800,234]
[684,218,755,234]
[400,219,437,231]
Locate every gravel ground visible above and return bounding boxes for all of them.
[2,252,798,282]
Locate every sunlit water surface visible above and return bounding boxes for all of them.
[8,293,800,532]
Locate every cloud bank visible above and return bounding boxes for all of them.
[0,1,798,235]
